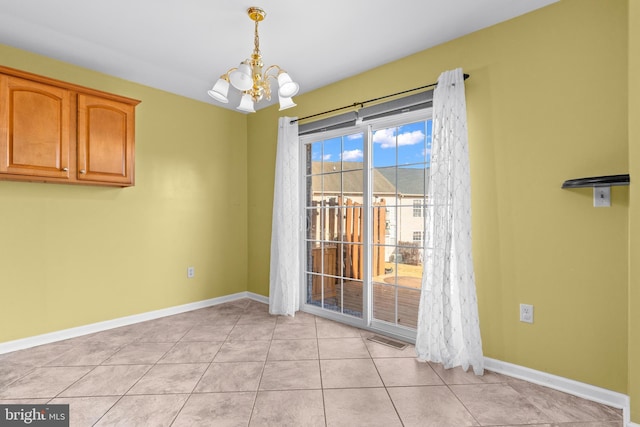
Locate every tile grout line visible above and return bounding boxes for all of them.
[92,330,188,425]
[38,333,144,424]
[363,333,406,426]
[72,343,149,425]
[436,369,483,426]
[244,302,270,426]
[94,306,233,426]
[166,319,221,427]
[314,314,329,427]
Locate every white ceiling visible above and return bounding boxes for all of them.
[0,0,558,112]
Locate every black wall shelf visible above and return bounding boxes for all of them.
[561,174,630,189]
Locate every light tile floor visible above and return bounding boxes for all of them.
[0,299,623,426]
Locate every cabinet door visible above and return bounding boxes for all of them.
[0,75,71,179]
[77,94,135,186]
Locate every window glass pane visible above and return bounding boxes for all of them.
[321,171,340,203]
[342,170,363,200]
[310,142,322,174]
[381,206,397,246]
[341,280,363,317]
[397,206,424,245]
[342,132,364,166]
[321,243,339,305]
[306,175,322,207]
[372,127,397,168]
[323,275,341,313]
[377,244,398,275]
[326,204,343,243]
[306,208,320,240]
[335,205,362,247]
[397,121,427,166]
[373,283,397,324]
[341,243,364,280]
[395,240,424,274]
[323,137,342,167]
[425,119,433,166]
[398,165,426,206]
[307,273,321,304]
[309,242,324,274]
[373,166,397,202]
[398,288,420,328]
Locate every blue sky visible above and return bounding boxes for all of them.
[310,120,432,169]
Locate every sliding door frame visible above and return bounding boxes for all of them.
[298,109,432,343]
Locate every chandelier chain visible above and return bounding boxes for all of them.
[253,20,261,57]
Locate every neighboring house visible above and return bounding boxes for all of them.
[375,166,430,246]
[308,161,429,263]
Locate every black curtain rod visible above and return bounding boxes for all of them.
[290,73,469,124]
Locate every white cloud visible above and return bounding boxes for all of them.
[373,129,425,149]
[313,152,333,161]
[341,149,363,161]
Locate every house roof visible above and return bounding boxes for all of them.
[311,162,428,197]
[377,167,429,197]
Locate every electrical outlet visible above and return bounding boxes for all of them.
[187,266,195,279]
[520,304,534,323]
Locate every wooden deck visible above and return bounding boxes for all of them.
[332,279,421,329]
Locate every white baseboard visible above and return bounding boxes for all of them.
[247,291,269,304]
[0,291,267,355]
[484,357,632,426]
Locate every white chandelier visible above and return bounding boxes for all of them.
[207,7,299,113]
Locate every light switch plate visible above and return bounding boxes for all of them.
[593,187,611,208]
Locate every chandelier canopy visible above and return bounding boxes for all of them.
[207,7,299,113]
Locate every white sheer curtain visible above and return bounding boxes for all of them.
[269,116,300,316]
[415,68,484,375]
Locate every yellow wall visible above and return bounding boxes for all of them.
[0,44,249,343]
[628,0,640,422]
[248,0,630,393]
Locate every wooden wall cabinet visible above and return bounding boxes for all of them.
[0,65,140,187]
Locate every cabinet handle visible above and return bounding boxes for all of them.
[62,167,69,172]
[80,169,86,174]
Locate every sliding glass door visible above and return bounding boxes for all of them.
[301,110,432,339]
